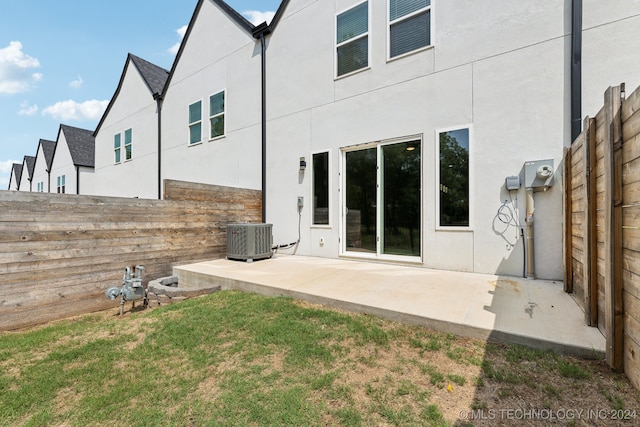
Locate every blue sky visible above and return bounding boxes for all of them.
[0,0,281,188]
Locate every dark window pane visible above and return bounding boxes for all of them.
[439,129,470,227]
[190,123,201,145]
[337,2,368,44]
[390,0,429,21]
[390,10,430,57]
[189,101,201,124]
[210,92,224,116]
[337,36,368,76]
[210,115,224,139]
[313,152,329,225]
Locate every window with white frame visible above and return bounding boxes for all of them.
[114,134,121,164]
[189,100,202,145]
[438,127,470,227]
[209,91,225,139]
[124,128,132,161]
[388,0,432,59]
[37,182,44,192]
[336,1,369,77]
[56,175,66,194]
[312,152,329,225]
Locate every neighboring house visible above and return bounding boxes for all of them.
[31,139,56,193]
[18,156,35,192]
[8,163,22,191]
[86,54,169,199]
[252,0,640,280]
[50,125,95,195]
[158,0,263,193]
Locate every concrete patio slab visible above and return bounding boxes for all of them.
[174,255,605,358]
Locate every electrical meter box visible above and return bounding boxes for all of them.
[524,159,554,189]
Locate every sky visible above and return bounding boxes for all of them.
[0,0,281,189]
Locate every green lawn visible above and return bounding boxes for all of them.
[1,291,638,426]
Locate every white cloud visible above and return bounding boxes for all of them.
[18,100,38,116]
[42,99,109,121]
[69,75,83,89]
[0,41,42,94]
[242,10,275,25]
[168,25,189,55]
[0,159,19,174]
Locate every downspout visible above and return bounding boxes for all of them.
[156,96,163,200]
[253,22,271,223]
[46,169,50,193]
[76,165,80,195]
[571,0,583,141]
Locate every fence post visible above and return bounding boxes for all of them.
[564,147,573,293]
[603,85,624,371]
[586,117,598,327]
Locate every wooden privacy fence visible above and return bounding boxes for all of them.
[565,83,640,390]
[0,180,261,331]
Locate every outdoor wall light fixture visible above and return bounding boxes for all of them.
[299,157,307,171]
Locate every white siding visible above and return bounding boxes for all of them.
[161,0,262,191]
[50,132,77,194]
[32,145,50,193]
[84,63,159,199]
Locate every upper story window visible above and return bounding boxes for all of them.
[189,100,202,145]
[389,0,432,59]
[336,1,369,77]
[209,91,225,140]
[124,128,132,161]
[114,134,121,164]
[37,182,44,192]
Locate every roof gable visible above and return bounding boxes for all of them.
[58,124,95,168]
[161,0,256,98]
[94,54,169,135]
[37,139,56,170]
[9,163,22,189]
[22,155,36,179]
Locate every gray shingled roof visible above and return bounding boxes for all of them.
[129,54,169,97]
[61,125,95,168]
[23,155,36,179]
[39,139,56,170]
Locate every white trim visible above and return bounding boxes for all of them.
[435,124,473,231]
[310,149,332,228]
[339,134,423,262]
[387,0,433,61]
[335,0,371,79]
[208,89,226,141]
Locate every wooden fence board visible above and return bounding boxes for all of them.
[0,181,262,331]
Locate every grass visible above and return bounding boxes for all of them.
[0,291,638,426]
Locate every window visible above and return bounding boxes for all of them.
[312,152,329,225]
[189,101,202,145]
[209,91,225,139]
[57,175,66,194]
[114,134,121,164]
[336,2,369,77]
[438,128,470,227]
[389,0,431,58]
[37,182,44,192]
[124,128,132,161]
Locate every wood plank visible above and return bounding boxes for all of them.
[624,248,640,278]
[622,84,640,121]
[622,108,640,143]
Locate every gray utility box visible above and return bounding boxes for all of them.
[227,223,273,262]
[524,159,555,189]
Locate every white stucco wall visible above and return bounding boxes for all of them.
[84,62,160,199]
[161,0,262,191]
[261,0,634,280]
[9,169,20,191]
[18,160,32,192]
[32,144,50,193]
[50,132,78,194]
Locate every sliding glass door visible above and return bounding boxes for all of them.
[343,139,421,259]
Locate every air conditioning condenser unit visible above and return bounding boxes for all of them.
[226,223,273,262]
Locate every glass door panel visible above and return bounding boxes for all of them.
[381,141,421,256]
[344,148,377,253]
